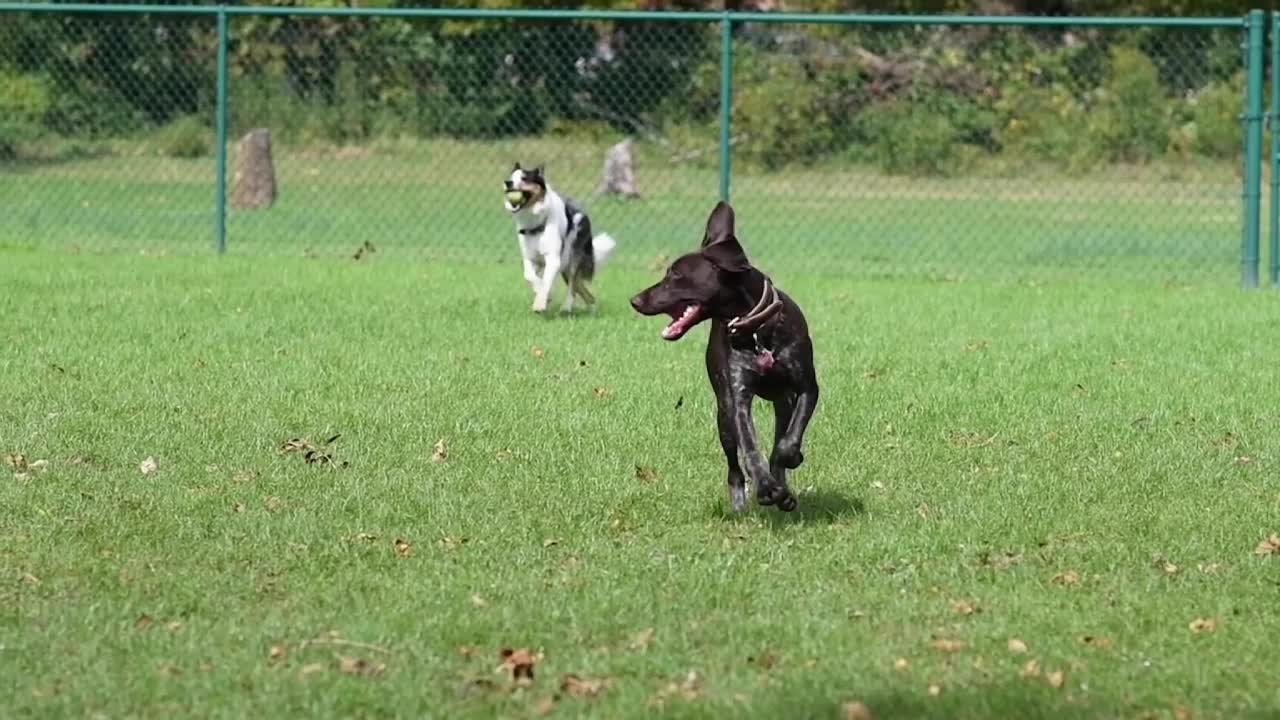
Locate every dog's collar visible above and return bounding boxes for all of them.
[518,222,546,236]
[727,279,783,337]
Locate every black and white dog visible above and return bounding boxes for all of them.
[504,164,617,314]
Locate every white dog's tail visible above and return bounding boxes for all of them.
[593,233,617,268]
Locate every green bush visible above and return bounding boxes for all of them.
[155,115,210,158]
[1188,75,1242,160]
[0,70,51,157]
[1088,46,1171,164]
[731,50,834,171]
[997,86,1100,172]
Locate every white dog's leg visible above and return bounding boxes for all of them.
[522,256,540,293]
[533,256,560,314]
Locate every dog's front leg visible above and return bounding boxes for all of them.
[715,402,748,512]
[728,392,796,512]
[522,256,540,293]
[774,381,819,470]
[532,256,560,314]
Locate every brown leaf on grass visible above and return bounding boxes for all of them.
[843,701,875,720]
[1046,670,1066,689]
[534,696,558,716]
[265,496,284,513]
[1254,534,1280,556]
[280,438,314,454]
[531,346,546,359]
[233,502,247,514]
[929,639,966,654]
[951,600,980,616]
[1020,659,1042,678]
[139,457,159,475]
[1173,706,1194,720]
[431,439,449,463]
[963,340,988,352]
[635,465,657,483]
[1007,638,1029,654]
[355,532,378,542]
[630,627,656,651]
[457,645,480,658]
[438,536,468,550]
[393,539,413,558]
[337,655,386,677]
[300,663,325,677]
[1189,617,1217,634]
[1079,635,1113,649]
[593,387,609,399]
[18,572,40,586]
[748,650,778,670]
[893,658,910,671]
[1051,570,1082,587]
[1152,557,1180,577]
[561,673,611,697]
[863,367,888,381]
[135,614,155,630]
[927,683,944,697]
[1234,455,1255,466]
[165,620,183,632]
[471,594,489,609]
[977,550,1022,569]
[4,453,27,470]
[269,645,288,661]
[498,648,542,684]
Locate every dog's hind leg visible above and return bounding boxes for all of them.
[716,402,749,513]
[560,269,576,314]
[572,276,597,310]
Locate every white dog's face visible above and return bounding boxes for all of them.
[503,164,545,213]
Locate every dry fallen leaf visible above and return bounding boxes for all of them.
[929,639,966,654]
[635,465,657,483]
[1051,570,1082,587]
[18,572,40,586]
[337,655,386,677]
[952,600,980,616]
[471,594,489,609]
[140,457,159,475]
[4,453,27,470]
[531,346,546,359]
[498,648,542,684]
[1020,659,1042,678]
[300,663,325,677]
[165,620,183,632]
[593,387,609,399]
[269,645,288,661]
[431,439,449,463]
[1046,670,1066,689]
[264,496,284,513]
[135,614,155,630]
[561,673,611,697]
[542,538,562,548]
[927,683,944,697]
[843,700,875,720]
[1173,706,1194,720]
[393,539,413,558]
[893,657,910,671]
[1007,638,1029,654]
[630,627,656,651]
[1079,635,1113,649]
[1189,617,1217,634]
[233,502,247,514]
[1254,534,1280,556]
[438,536,467,550]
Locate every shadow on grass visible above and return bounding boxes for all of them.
[709,487,865,525]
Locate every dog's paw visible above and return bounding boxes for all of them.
[773,443,805,470]
[728,485,748,513]
[531,300,548,314]
[756,484,796,512]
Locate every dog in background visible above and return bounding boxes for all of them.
[504,164,617,314]
[630,201,819,513]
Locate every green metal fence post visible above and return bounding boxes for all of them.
[214,6,229,254]
[1270,11,1280,287]
[1242,9,1265,288]
[718,13,733,204]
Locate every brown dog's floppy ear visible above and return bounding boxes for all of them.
[701,234,750,274]
[701,201,736,248]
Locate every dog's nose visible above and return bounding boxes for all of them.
[629,294,644,312]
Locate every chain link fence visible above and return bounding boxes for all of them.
[0,6,1261,282]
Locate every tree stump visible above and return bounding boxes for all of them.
[231,128,277,210]
[596,138,640,199]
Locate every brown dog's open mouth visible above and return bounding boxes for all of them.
[662,304,703,341]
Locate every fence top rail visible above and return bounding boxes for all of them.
[0,3,1251,27]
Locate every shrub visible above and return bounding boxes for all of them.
[1088,46,1170,163]
[1187,74,1242,160]
[0,70,51,157]
[155,115,210,158]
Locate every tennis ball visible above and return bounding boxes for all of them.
[506,190,525,204]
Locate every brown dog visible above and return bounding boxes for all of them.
[630,201,819,512]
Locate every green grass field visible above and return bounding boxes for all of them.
[0,136,1249,281]
[4,242,1280,718]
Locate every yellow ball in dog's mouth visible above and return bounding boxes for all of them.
[506,190,525,204]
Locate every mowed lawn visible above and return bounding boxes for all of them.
[3,249,1279,719]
